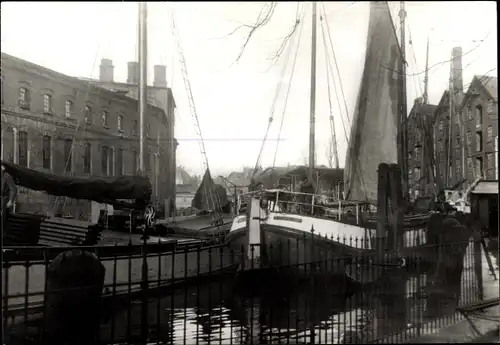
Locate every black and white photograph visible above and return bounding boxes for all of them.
[1,1,498,344]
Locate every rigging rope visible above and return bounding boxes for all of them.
[170,11,222,221]
[319,4,372,205]
[52,3,132,216]
[320,14,339,169]
[251,9,302,181]
[53,49,101,215]
[321,2,351,127]
[272,10,305,168]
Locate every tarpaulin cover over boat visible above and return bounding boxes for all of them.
[1,161,152,209]
[252,166,300,189]
[192,168,229,212]
[343,2,401,205]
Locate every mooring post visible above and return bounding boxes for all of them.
[42,250,105,345]
[388,164,404,251]
[387,163,407,334]
[372,163,407,339]
[370,163,390,340]
[376,163,389,251]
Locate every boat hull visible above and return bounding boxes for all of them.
[226,223,376,282]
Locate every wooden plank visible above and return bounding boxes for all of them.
[42,217,93,228]
[39,229,87,237]
[38,239,70,247]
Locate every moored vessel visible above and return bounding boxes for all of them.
[226,1,432,281]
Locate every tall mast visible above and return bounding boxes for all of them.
[308,2,318,184]
[138,2,148,174]
[423,36,429,105]
[398,1,408,199]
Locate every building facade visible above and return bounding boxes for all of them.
[460,75,498,182]
[409,74,498,202]
[87,59,177,213]
[433,90,457,188]
[0,53,173,219]
[407,98,438,200]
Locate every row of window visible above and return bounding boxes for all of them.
[17,87,151,136]
[467,155,496,179]
[409,99,495,141]
[432,126,495,154]
[464,101,496,126]
[410,153,496,185]
[465,126,495,152]
[438,110,494,136]
[4,131,148,177]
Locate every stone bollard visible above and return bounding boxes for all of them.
[42,250,105,345]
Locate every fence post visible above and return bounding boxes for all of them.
[141,231,149,343]
[42,250,105,345]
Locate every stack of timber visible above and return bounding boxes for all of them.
[3,213,44,246]
[38,217,102,247]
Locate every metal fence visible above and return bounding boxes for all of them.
[3,235,483,345]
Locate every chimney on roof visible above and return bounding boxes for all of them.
[127,61,139,84]
[99,58,114,83]
[153,65,167,87]
[451,47,463,93]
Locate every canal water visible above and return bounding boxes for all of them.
[101,244,497,345]
[102,274,371,344]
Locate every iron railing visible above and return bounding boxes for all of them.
[2,235,484,345]
[236,190,372,222]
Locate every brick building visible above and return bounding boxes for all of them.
[406,47,498,201]
[83,59,177,213]
[434,89,458,188]
[460,75,498,181]
[407,98,438,200]
[432,47,466,191]
[408,73,497,202]
[0,52,175,219]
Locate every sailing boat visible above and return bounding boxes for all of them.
[2,4,243,312]
[226,2,416,278]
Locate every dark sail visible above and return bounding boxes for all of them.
[1,161,151,209]
[343,2,402,204]
[192,169,229,212]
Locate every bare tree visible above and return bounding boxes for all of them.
[223,2,302,65]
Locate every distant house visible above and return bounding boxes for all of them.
[226,169,253,194]
[214,167,255,196]
[175,166,199,210]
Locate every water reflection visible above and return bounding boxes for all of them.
[103,274,369,344]
[103,242,491,344]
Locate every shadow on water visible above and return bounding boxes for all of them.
[7,214,484,344]
[101,272,368,344]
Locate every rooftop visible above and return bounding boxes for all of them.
[476,75,498,101]
[78,77,176,109]
[1,52,166,115]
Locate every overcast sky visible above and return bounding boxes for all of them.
[1,1,497,176]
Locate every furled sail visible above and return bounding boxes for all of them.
[1,160,151,209]
[343,1,402,204]
[192,168,229,212]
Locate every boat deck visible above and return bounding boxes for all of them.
[98,213,234,246]
[157,214,233,240]
[98,230,203,246]
[157,214,234,230]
